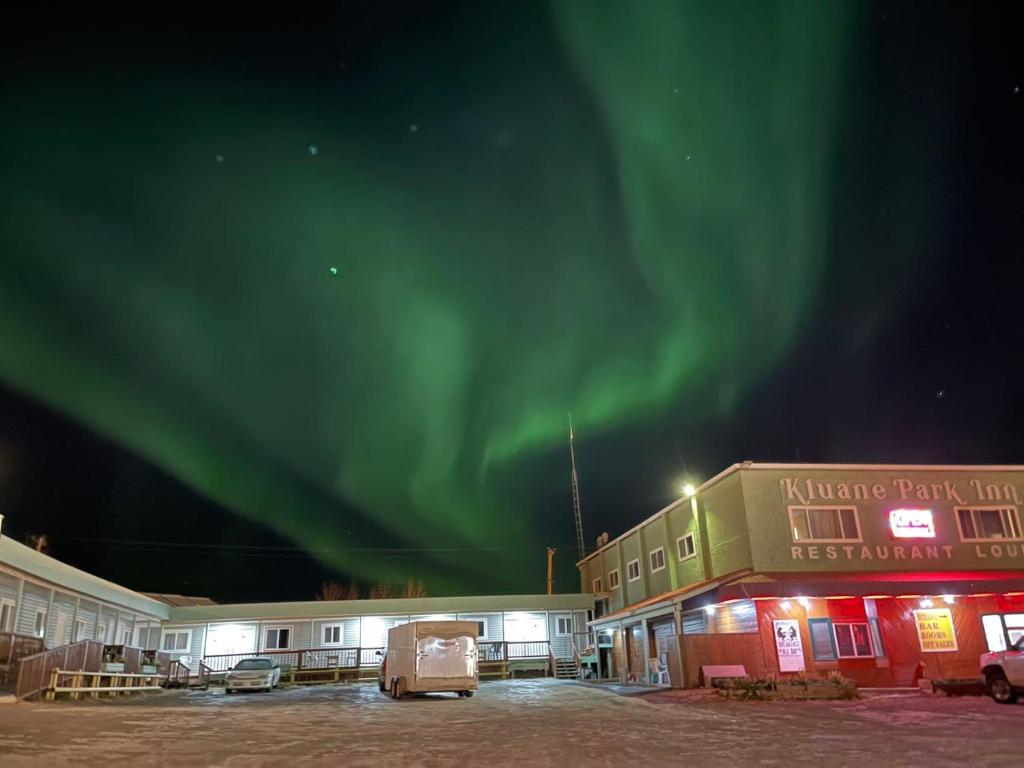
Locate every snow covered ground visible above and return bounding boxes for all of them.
[0,679,1021,766]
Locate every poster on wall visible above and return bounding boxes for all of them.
[773,619,805,672]
[913,608,958,652]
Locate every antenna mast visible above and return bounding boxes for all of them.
[569,413,585,561]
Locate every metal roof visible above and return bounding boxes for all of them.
[0,535,170,619]
[166,592,595,623]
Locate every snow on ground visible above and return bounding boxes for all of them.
[0,679,1021,767]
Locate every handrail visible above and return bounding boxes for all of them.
[0,632,45,667]
[15,640,106,700]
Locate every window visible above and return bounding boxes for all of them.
[264,627,291,650]
[556,617,572,636]
[832,622,873,658]
[477,621,485,637]
[123,627,133,645]
[956,507,1023,542]
[789,506,861,542]
[649,547,666,573]
[322,624,343,645]
[160,630,192,652]
[592,577,603,593]
[677,533,696,561]
[34,610,46,638]
[74,619,86,642]
[808,618,837,661]
[681,609,708,635]
[97,623,108,643]
[627,559,641,582]
[0,599,14,632]
[982,613,1024,651]
[608,569,620,589]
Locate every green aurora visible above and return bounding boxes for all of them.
[1,2,863,592]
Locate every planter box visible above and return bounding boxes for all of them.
[931,679,985,697]
[101,663,125,673]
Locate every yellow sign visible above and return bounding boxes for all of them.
[913,608,958,652]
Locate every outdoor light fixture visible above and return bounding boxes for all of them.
[942,595,956,605]
[920,598,935,609]
[797,597,810,609]
[780,600,792,611]
[888,508,936,539]
[705,605,716,615]
[682,483,696,497]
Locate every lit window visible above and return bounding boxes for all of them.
[789,507,861,542]
[627,559,641,582]
[832,622,873,658]
[677,533,696,561]
[608,569,620,589]
[161,630,191,652]
[264,627,291,650]
[649,547,666,573]
[322,625,342,645]
[956,507,1022,542]
[556,617,572,636]
[889,509,936,538]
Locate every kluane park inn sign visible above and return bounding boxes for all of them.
[780,475,1024,563]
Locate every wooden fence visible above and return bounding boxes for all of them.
[15,640,105,700]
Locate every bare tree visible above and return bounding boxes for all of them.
[401,579,427,599]
[346,582,360,601]
[26,534,49,554]
[315,581,347,601]
[369,581,394,600]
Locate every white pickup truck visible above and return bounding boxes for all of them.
[981,636,1024,703]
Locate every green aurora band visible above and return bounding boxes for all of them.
[0,2,855,592]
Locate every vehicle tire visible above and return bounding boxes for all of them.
[225,688,232,694]
[987,671,1018,704]
[390,679,398,700]
[379,679,387,693]
[464,690,474,698]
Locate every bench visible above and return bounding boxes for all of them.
[700,664,748,687]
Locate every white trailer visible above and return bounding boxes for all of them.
[379,620,479,699]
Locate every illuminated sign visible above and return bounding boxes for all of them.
[889,508,936,539]
[913,608,958,652]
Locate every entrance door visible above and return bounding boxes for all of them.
[626,624,645,682]
[53,611,68,646]
[206,624,257,656]
[650,619,676,685]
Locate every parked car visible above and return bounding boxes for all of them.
[225,658,281,693]
[981,636,1024,703]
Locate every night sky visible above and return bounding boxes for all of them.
[1,2,1022,602]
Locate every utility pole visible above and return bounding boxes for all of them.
[569,413,585,562]
[546,548,556,595]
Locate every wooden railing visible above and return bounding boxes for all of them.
[506,641,551,659]
[15,640,105,700]
[165,659,191,688]
[1,632,45,667]
[201,647,380,673]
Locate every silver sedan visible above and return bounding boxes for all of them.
[225,658,281,693]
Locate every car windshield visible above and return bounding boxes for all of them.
[233,659,272,671]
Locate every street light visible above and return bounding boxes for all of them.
[682,483,696,498]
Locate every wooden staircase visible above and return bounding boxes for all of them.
[554,657,579,680]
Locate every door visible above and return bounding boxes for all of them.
[206,624,257,656]
[53,611,68,646]
[650,619,676,685]
[626,624,645,682]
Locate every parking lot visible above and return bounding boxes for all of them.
[0,680,1022,767]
